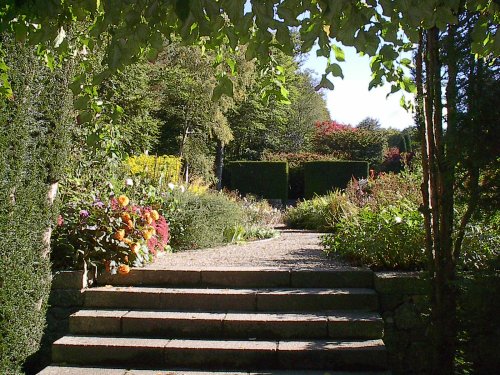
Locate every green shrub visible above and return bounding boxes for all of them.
[304,161,369,199]
[322,201,499,271]
[284,191,358,231]
[163,189,247,250]
[227,161,288,201]
[322,201,427,270]
[0,38,74,372]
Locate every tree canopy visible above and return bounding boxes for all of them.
[1,1,498,106]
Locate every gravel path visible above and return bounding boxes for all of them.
[148,228,355,270]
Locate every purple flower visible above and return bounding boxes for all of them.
[79,209,90,219]
[93,200,104,208]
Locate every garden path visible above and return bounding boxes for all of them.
[148,227,354,270]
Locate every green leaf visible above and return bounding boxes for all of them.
[107,44,122,70]
[74,95,89,110]
[226,57,236,75]
[332,45,345,61]
[326,63,344,78]
[400,58,412,67]
[13,22,28,43]
[315,74,335,91]
[79,110,93,125]
[280,84,289,98]
[368,76,382,90]
[386,84,400,98]
[86,132,100,147]
[212,75,233,101]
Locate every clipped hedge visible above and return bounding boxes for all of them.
[0,37,74,373]
[262,152,344,199]
[304,161,369,198]
[227,161,288,201]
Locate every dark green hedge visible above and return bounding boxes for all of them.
[304,161,369,198]
[0,37,74,373]
[262,152,339,199]
[227,161,288,201]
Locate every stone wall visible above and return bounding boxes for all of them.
[33,270,93,373]
[375,272,432,375]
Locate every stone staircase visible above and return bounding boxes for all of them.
[40,267,390,374]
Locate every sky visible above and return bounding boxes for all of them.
[300,47,415,130]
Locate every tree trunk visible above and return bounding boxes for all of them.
[215,140,224,190]
[424,27,458,374]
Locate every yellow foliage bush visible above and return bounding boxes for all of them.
[187,178,210,195]
[125,154,181,183]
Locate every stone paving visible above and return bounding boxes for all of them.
[148,228,353,270]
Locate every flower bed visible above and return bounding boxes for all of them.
[52,194,169,274]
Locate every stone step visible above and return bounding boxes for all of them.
[84,287,378,311]
[52,336,387,371]
[70,310,383,340]
[96,267,374,289]
[39,365,392,374]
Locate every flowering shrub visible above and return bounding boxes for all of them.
[345,171,422,210]
[52,194,169,273]
[314,120,357,137]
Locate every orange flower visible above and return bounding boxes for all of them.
[142,227,156,240]
[117,195,129,207]
[143,212,153,225]
[121,212,131,222]
[150,210,160,221]
[123,238,132,245]
[113,229,125,241]
[125,219,134,230]
[118,264,130,275]
[129,242,140,254]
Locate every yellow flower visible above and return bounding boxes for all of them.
[118,264,130,275]
[118,195,129,207]
[142,227,156,240]
[150,210,160,221]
